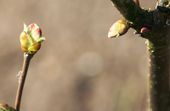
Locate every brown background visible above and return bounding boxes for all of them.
[0,0,156,111]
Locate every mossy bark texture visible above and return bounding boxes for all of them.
[110,0,170,111]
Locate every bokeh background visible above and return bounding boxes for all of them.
[0,0,157,111]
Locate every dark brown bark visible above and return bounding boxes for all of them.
[110,0,170,111]
[148,35,170,111]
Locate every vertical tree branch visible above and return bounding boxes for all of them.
[109,0,170,111]
[148,38,170,111]
[15,53,33,111]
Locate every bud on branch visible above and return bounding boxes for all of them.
[20,23,45,54]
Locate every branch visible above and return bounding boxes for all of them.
[157,0,170,13]
[109,0,170,111]
[15,53,33,111]
[147,35,170,111]
[110,0,152,29]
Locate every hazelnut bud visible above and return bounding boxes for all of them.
[140,27,150,34]
[108,19,130,38]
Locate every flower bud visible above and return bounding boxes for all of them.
[140,27,150,34]
[0,103,15,111]
[20,23,45,54]
[108,19,130,38]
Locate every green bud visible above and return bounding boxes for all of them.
[20,23,45,54]
[108,19,130,38]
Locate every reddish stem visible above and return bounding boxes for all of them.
[15,53,33,111]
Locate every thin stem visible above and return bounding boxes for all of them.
[15,53,33,111]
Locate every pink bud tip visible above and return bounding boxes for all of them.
[140,27,150,34]
[30,23,35,30]
[36,28,42,36]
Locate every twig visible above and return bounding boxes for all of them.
[110,0,146,24]
[14,53,33,111]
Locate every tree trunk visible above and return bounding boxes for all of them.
[148,28,170,111]
[109,0,170,111]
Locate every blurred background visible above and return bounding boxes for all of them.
[0,0,157,111]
